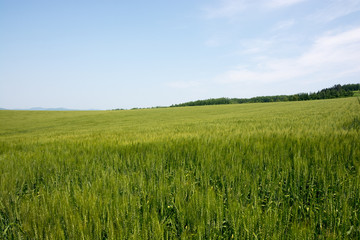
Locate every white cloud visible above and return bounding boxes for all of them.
[203,0,307,19]
[267,0,307,9]
[205,0,360,21]
[217,27,360,84]
[310,0,360,22]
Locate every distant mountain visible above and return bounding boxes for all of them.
[29,107,76,111]
[0,107,101,111]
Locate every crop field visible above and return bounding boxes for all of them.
[0,97,359,239]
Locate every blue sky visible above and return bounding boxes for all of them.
[1,0,360,109]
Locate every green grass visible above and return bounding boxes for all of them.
[1,97,359,239]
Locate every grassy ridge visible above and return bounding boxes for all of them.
[1,98,360,239]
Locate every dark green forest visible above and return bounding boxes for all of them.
[171,83,360,107]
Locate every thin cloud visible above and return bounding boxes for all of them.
[310,0,360,22]
[272,19,295,31]
[267,0,307,9]
[203,0,307,19]
[217,27,360,84]
[203,0,247,19]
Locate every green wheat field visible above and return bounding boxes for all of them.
[1,97,359,239]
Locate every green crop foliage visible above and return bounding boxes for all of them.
[1,97,359,239]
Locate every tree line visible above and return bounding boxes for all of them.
[171,83,360,107]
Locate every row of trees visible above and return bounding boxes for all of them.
[171,84,360,107]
